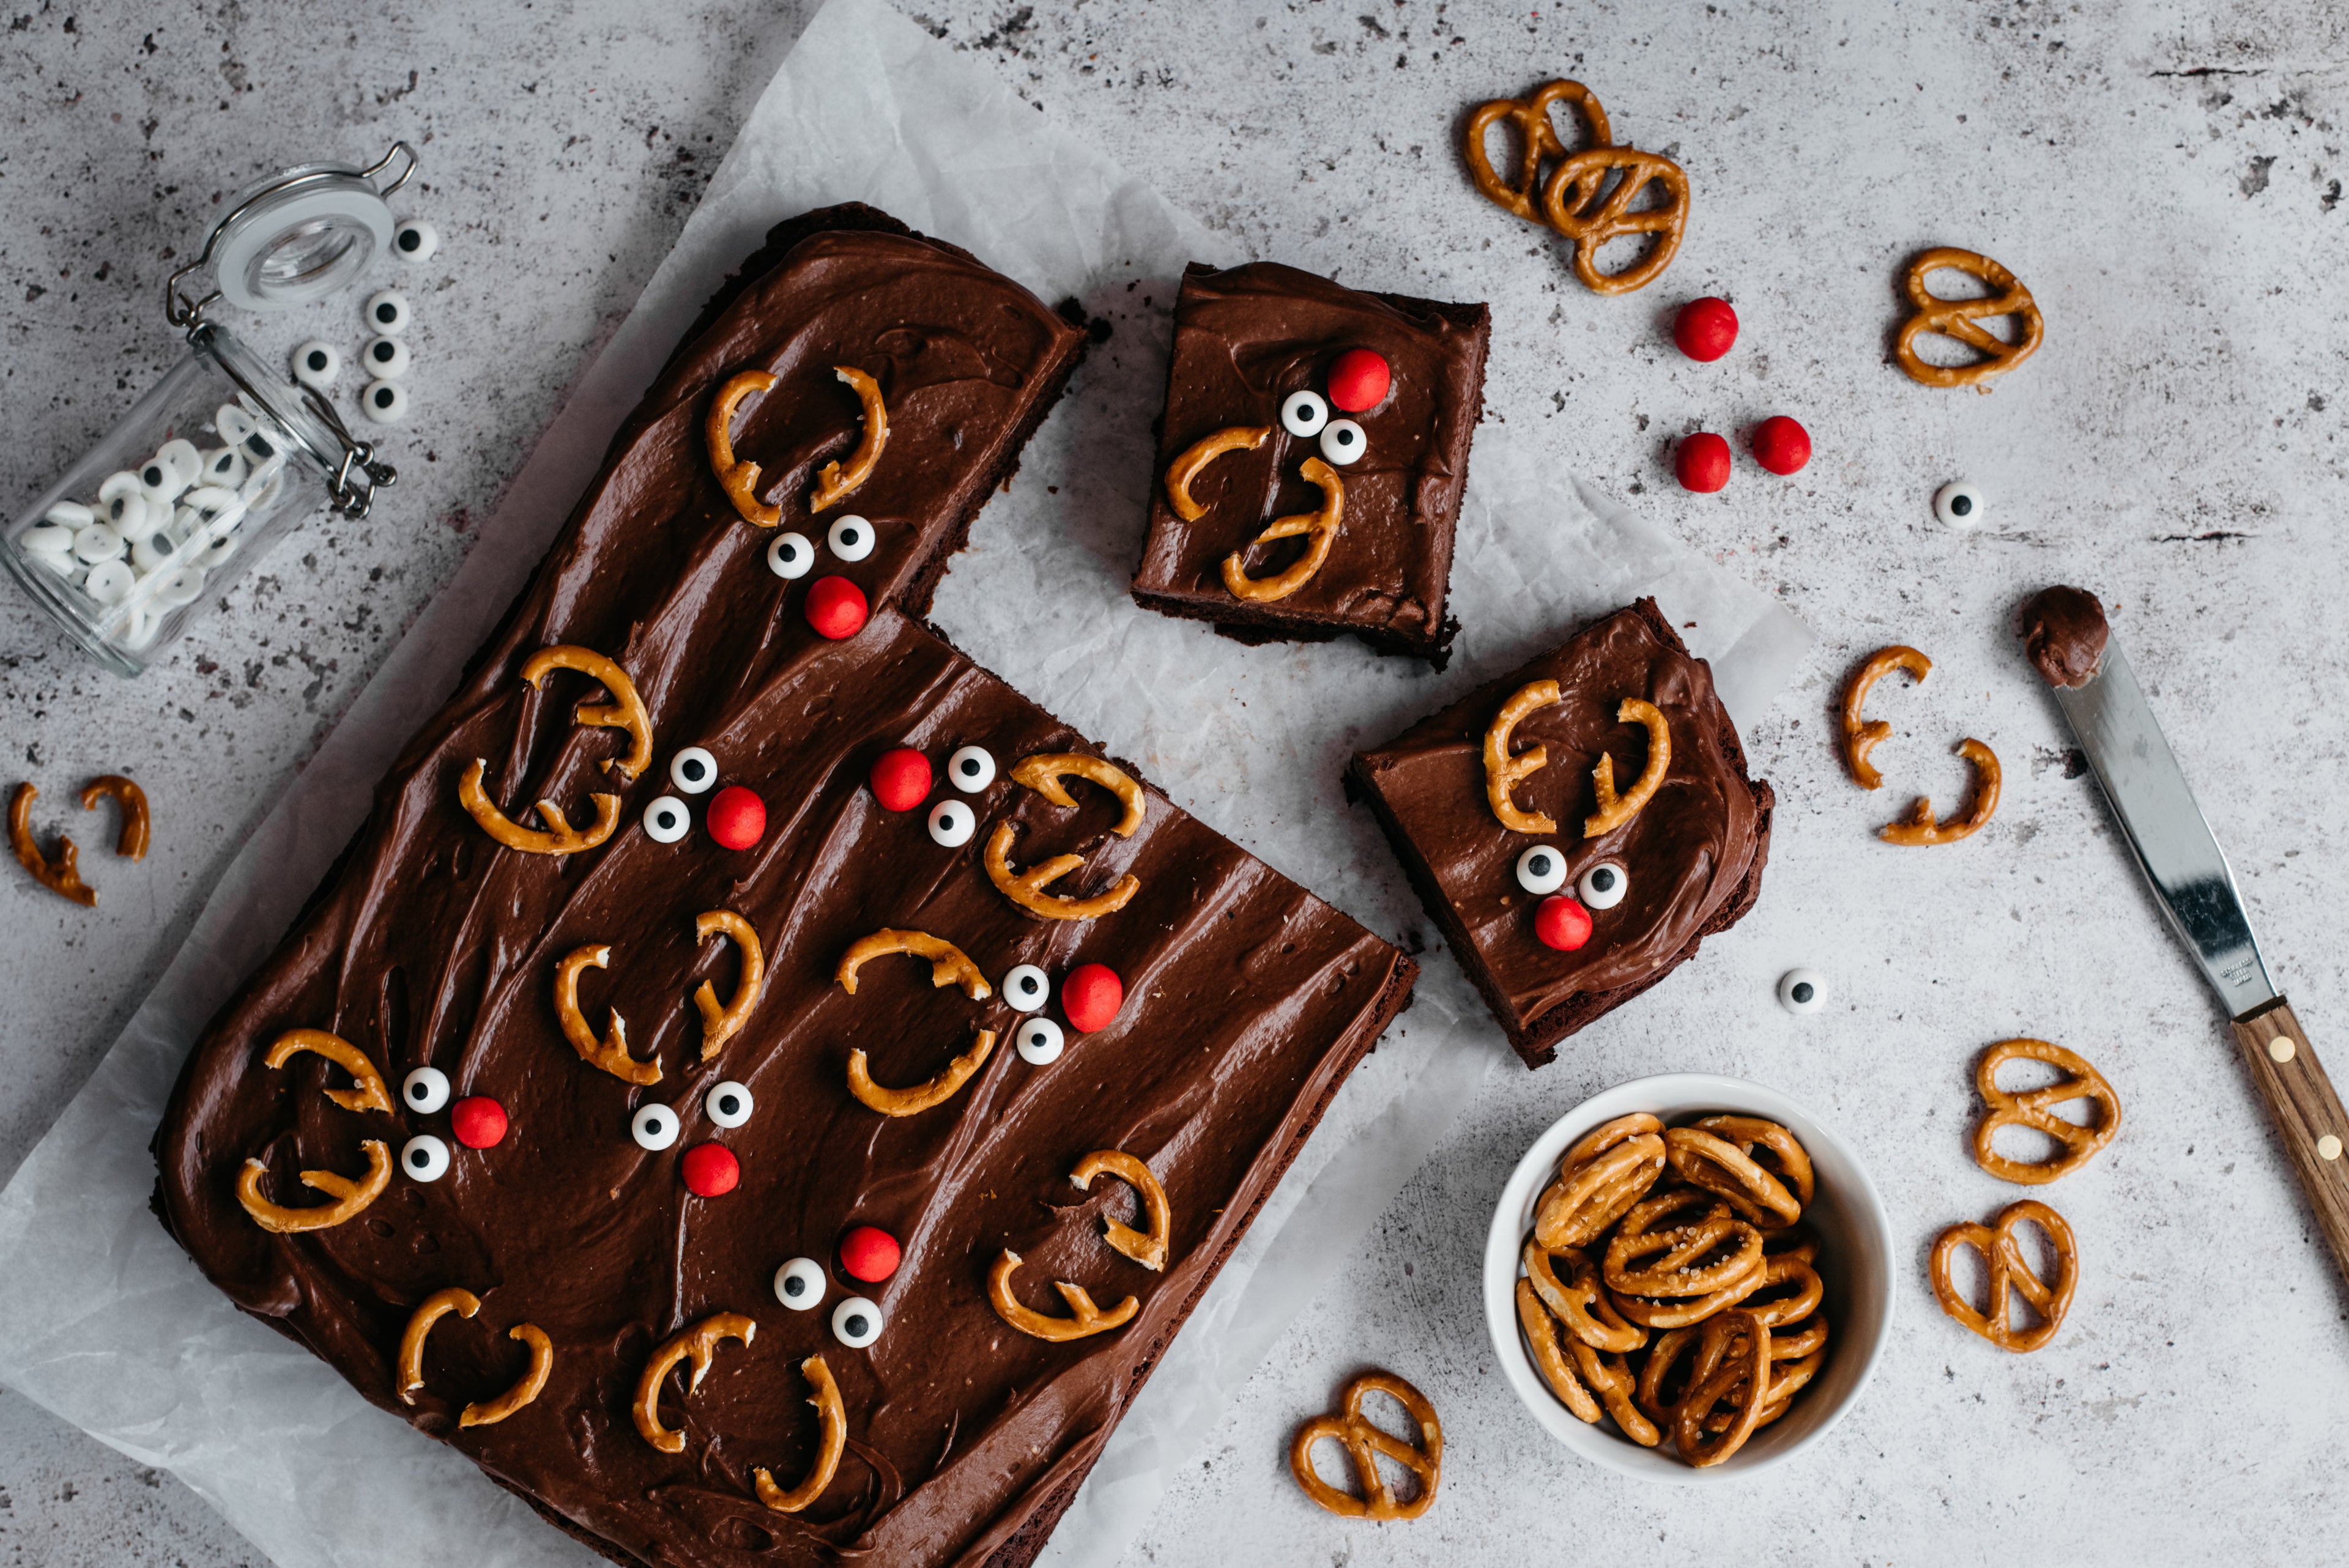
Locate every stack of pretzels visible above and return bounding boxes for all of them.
[1515,1111,1830,1467]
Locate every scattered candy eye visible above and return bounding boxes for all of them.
[669,746,718,795]
[1535,894,1594,952]
[1672,297,1740,362]
[1934,481,1984,528]
[1577,862,1629,911]
[365,290,412,334]
[1326,347,1392,412]
[774,1257,826,1310]
[402,1066,451,1113]
[706,785,766,850]
[826,514,875,563]
[804,574,868,640]
[927,798,976,848]
[1318,418,1367,467]
[1675,432,1732,494]
[630,1103,681,1151]
[1002,963,1050,1012]
[1014,1016,1065,1065]
[831,1295,883,1348]
[1750,415,1811,476]
[680,1142,740,1197]
[642,795,691,844]
[393,218,439,261]
[946,745,996,793]
[869,747,932,812]
[83,560,135,606]
[450,1095,508,1149]
[401,1134,451,1183]
[292,341,341,388]
[1061,963,1123,1034]
[363,335,413,380]
[1778,967,1826,1015]
[1515,845,1569,895]
[839,1224,901,1282]
[1280,389,1330,438]
[363,380,410,424]
[705,1080,754,1128]
[766,531,816,580]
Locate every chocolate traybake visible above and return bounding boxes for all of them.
[1348,599,1768,1068]
[1130,261,1488,668]
[153,207,1416,1567]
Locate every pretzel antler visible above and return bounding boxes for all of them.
[987,1249,1138,1342]
[1584,698,1671,837]
[810,366,888,512]
[707,370,782,526]
[633,1313,755,1454]
[1483,681,1560,834]
[521,645,652,781]
[1222,456,1345,603]
[555,944,661,1085]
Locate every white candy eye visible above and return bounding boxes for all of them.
[43,500,94,530]
[403,1066,451,1112]
[362,380,410,424]
[105,492,150,534]
[21,520,76,558]
[201,447,248,488]
[1934,481,1984,528]
[1002,963,1050,1012]
[766,531,815,580]
[136,457,186,506]
[642,796,691,843]
[774,1256,826,1310]
[240,427,280,465]
[1515,844,1569,895]
[1014,1016,1065,1065]
[363,335,412,380]
[705,1080,754,1128]
[401,1134,451,1182]
[669,747,718,795]
[120,606,162,652]
[831,1295,883,1348]
[98,471,141,504]
[1280,389,1329,438]
[158,439,202,487]
[83,560,135,605]
[1578,862,1628,910]
[947,745,995,793]
[292,341,341,388]
[927,798,976,848]
[73,525,125,565]
[365,290,412,334]
[195,534,240,569]
[826,514,875,563]
[631,1103,681,1151]
[155,566,206,607]
[393,218,439,261]
[1318,418,1366,466]
[1778,968,1826,1015]
[130,527,177,572]
[215,404,256,443]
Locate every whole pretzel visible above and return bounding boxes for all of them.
[1930,1199,2077,1353]
[1606,1246,1772,1330]
[1072,1150,1172,1272]
[520,645,652,782]
[1484,679,1561,834]
[1973,1038,2121,1184]
[1533,1131,1665,1249]
[1008,753,1148,837]
[1879,738,2001,846]
[1163,425,1268,523]
[236,1139,391,1233]
[707,370,782,526]
[1560,1112,1664,1170]
[987,1249,1137,1342]
[836,928,992,1000]
[264,1028,393,1114]
[1663,1126,1802,1229]
[1584,698,1671,837]
[1463,81,1612,223]
[9,782,94,905]
[554,944,661,1086]
[692,910,765,1059]
[458,759,620,857]
[79,775,149,860]
[752,1355,847,1513]
[1288,1370,1442,1520]
[1839,645,1932,790]
[1691,1115,1816,1210]
[633,1313,755,1454]
[1523,1240,1647,1353]
[1540,147,1691,296]
[1516,1278,1602,1422]
[985,822,1140,921]
[1895,247,2044,390]
[1672,1307,1771,1465]
[1222,457,1346,603]
[810,366,888,512]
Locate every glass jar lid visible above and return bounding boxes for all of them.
[165,143,415,326]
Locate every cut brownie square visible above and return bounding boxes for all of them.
[1130,261,1488,668]
[1348,598,1772,1068]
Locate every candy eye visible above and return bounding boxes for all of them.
[215,404,256,443]
[1280,390,1329,438]
[1778,967,1826,1015]
[774,1257,826,1310]
[947,745,995,793]
[1318,419,1366,466]
[366,290,412,333]
[1577,862,1628,911]
[669,747,718,795]
[642,796,691,843]
[403,1066,451,1113]
[831,1295,883,1348]
[363,335,412,379]
[1014,1016,1065,1065]
[202,447,248,488]
[83,560,135,606]
[826,514,875,563]
[1002,963,1050,1012]
[158,438,202,488]
[766,531,815,580]
[630,1103,681,1151]
[393,218,439,261]
[1934,481,1984,528]
[401,1134,451,1182]
[137,458,185,506]
[292,341,341,388]
[1515,845,1568,895]
[74,525,126,565]
[242,428,278,464]
[363,381,410,424]
[705,1080,754,1128]
[926,798,976,848]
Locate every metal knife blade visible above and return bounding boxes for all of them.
[2049,638,2277,1019]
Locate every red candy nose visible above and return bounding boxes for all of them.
[804,575,868,640]
[1751,415,1812,476]
[1672,297,1739,362]
[450,1096,508,1149]
[707,785,766,850]
[1061,962,1124,1033]
[681,1142,740,1197]
[839,1224,901,1282]
[1326,348,1391,412]
[1674,432,1732,494]
[1535,895,1594,952]
[869,747,932,813]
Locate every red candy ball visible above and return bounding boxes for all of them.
[1672,297,1739,362]
[1674,432,1732,494]
[449,1096,508,1150]
[869,747,932,813]
[1061,962,1124,1034]
[1751,416,1812,476]
[707,785,766,850]
[839,1224,902,1283]
[1535,895,1594,952]
[804,574,869,640]
[681,1142,740,1197]
[1326,348,1392,413]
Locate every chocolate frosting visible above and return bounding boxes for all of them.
[154,215,1413,1568]
[2021,585,2109,689]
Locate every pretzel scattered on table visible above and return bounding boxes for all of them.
[707,369,782,526]
[1584,698,1671,837]
[1540,147,1691,297]
[1163,425,1268,523]
[1223,456,1346,603]
[810,366,888,512]
[1464,81,1612,223]
[1894,247,2044,390]
[554,944,661,1085]
[1288,1370,1442,1520]
[987,1249,1138,1342]
[1484,679,1562,834]
[1931,1199,2077,1352]
[691,910,765,1059]
[10,782,95,905]
[1972,1038,2121,1184]
[633,1313,755,1454]
[1071,1150,1172,1271]
[1879,738,2001,846]
[752,1355,847,1513]
[1839,645,1933,790]
[520,645,652,782]
[78,775,149,860]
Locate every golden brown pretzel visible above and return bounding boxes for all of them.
[1523,1240,1647,1353]
[1009,753,1148,837]
[1663,1126,1802,1229]
[458,759,620,857]
[1560,1112,1664,1170]
[985,821,1140,922]
[1072,1150,1171,1272]
[692,910,765,1059]
[752,1355,847,1513]
[836,928,992,1000]
[633,1313,755,1454]
[1602,1188,1763,1296]
[1839,645,1932,790]
[1673,1307,1770,1465]
[1532,1133,1666,1250]
[1516,1278,1603,1421]
[848,1028,996,1117]
[1222,456,1345,603]
[236,1139,391,1233]
[520,645,652,782]
[10,782,94,906]
[1567,1336,1660,1445]
[554,944,661,1086]
[1288,1370,1442,1520]
[78,774,149,860]
[1973,1038,2121,1185]
[398,1291,547,1426]
[1540,147,1690,296]
[1879,738,2001,846]
[1691,1115,1816,1210]
[1463,81,1612,223]
[1584,698,1671,837]
[1606,1249,1772,1330]
[460,1324,554,1429]
[810,366,888,512]
[986,1249,1138,1342]
[1483,679,1560,834]
[707,369,782,526]
[397,1287,480,1405]
[264,1028,393,1114]
[1931,1199,2077,1353]
[1634,1323,1703,1426]
[1163,425,1269,523]
[1895,247,2044,390]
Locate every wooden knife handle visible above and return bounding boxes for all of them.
[2230,998,2349,1285]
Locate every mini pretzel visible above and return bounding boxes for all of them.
[1163,425,1269,523]
[521,645,652,782]
[809,366,888,512]
[1973,1038,2121,1185]
[1523,1240,1646,1352]
[1895,247,2043,390]
[1633,1325,1704,1426]
[78,775,149,859]
[1691,1115,1816,1210]
[1607,1248,1772,1330]
[1584,698,1671,838]
[263,1028,394,1114]
[707,370,782,526]
[987,1249,1137,1342]
[1672,1307,1771,1466]
[837,928,992,999]
[752,1355,846,1513]
[1879,738,2000,846]
[848,1028,997,1117]
[398,1287,480,1405]
[1931,1199,2077,1352]
[1484,680,1560,834]
[1560,1112,1664,1170]
[1540,147,1690,297]
[1072,1150,1171,1271]
[1603,1188,1763,1296]
[461,1325,554,1429]
[1567,1336,1660,1445]
[692,910,765,1059]
[633,1312,755,1454]
[458,758,620,856]
[236,1139,391,1233]
[985,822,1140,922]
[1464,81,1612,223]
[1532,1133,1664,1249]
[1663,1126,1802,1229]
[1222,456,1345,604]
[1288,1370,1442,1520]
[10,782,95,906]
[1516,1278,1602,1422]
[555,944,661,1085]
[1839,645,1932,789]
[1009,753,1148,837]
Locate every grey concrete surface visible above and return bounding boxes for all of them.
[3,1,2347,1564]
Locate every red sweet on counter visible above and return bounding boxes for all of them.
[1675,432,1732,494]
[1326,347,1392,412]
[804,575,869,640]
[1535,895,1594,952]
[1751,416,1812,476]
[839,1224,901,1282]
[450,1096,508,1150]
[681,1142,740,1197]
[707,785,766,850]
[1673,297,1739,362]
[1061,962,1124,1033]
[869,747,932,812]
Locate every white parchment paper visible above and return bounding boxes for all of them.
[0,2,1809,1564]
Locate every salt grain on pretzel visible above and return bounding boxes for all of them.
[1879,737,2002,846]
[1603,1207,1764,1297]
[1839,645,1932,790]
[1532,1130,1666,1249]
[1288,1370,1442,1520]
[1972,1037,2121,1185]
[1931,1199,2077,1353]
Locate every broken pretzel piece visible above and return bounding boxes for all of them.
[1879,738,2001,846]
[1009,753,1148,838]
[1483,679,1561,835]
[9,782,95,906]
[78,775,149,860]
[985,821,1140,922]
[458,758,620,856]
[987,1248,1138,1342]
[633,1312,755,1454]
[836,928,991,1000]
[264,1028,394,1115]
[1071,1150,1171,1271]
[752,1355,847,1512]
[1839,645,1932,790]
[692,910,766,1060]
[555,944,661,1086]
[847,1027,997,1117]
[707,370,782,527]
[461,1324,554,1429]
[398,1286,481,1405]
[1584,698,1671,837]
[1222,456,1345,604]
[1163,424,1269,523]
[521,645,652,782]
[810,366,888,512]
[236,1139,392,1233]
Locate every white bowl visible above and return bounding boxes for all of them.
[1482,1073,1894,1481]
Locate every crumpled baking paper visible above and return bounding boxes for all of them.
[0,2,1809,1564]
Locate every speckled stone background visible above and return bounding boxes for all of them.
[3,1,2346,1564]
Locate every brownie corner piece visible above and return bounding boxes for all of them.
[1347,597,1772,1068]
[1130,261,1488,669]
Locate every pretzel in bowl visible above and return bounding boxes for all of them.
[810,366,889,512]
[1671,1307,1771,1466]
[1464,80,1612,223]
[1484,679,1561,834]
[1931,1199,2077,1352]
[633,1312,755,1454]
[1540,147,1690,297]
[1071,1150,1171,1271]
[1972,1038,2121,1184]
[10,782,95,905]
[836,929,997,1116]
[987,1249,1137,1342]
[1523,1240,1647,1353]
[1839,645,1932,790]
[691,910,765,1059]
[1894,247,2044,390]
[1163,425,1268,523]
[1601,1188,1764,1296]
[1879,738,2001,846]
[1289,1370,1442,1520]
[1663,1125,1803,1228]
[554,944,662,1086]
[1223,456,1345,603]
[752,1356,847,1514]
[1532,1119,1666,1249]
[707,369,782,526]
[1516,1278,1603,1422]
